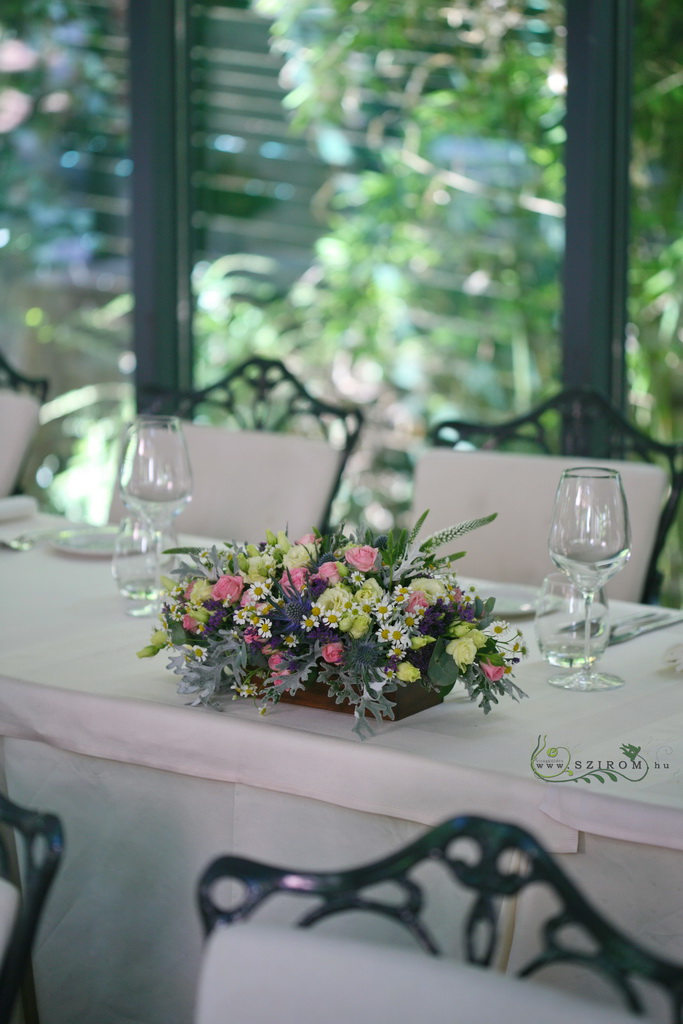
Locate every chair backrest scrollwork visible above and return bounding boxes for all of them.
[198,814,683,1024]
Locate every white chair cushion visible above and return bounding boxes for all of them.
[194,923,641,1024]
[110,425,342,543]
[0,875,19,965]
[0,389,41,498]
[412,449,668,601]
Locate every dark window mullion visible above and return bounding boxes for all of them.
[562,0,634,408]
[129,0,194,410]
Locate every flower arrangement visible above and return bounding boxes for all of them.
[138,511,528,738]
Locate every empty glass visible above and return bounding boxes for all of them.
[535,573,609,669]
[112,517,178,616]
[547,466,630,690]
[118,415,192,615]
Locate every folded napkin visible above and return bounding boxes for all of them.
[0,495,38,523]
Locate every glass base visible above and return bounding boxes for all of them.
[548,671,624,692]
[125,601,158,618]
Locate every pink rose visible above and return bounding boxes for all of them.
[345,545,378,572]
[268,652,286,671]
[296,532,317,545]
[406,591,430,612]
[182,614,200,634]
[321,641,345,665]
[243,627,261,646]
[315,561,342,585]
[212,574,244,604]
[481,661,505,682]
[280,566,309,594]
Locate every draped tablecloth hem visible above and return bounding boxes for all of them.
[539,786,683,852]
[0,673,578,853]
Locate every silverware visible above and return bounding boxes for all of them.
[608,613,683,645]
[0,530,56,551]
[559,610,665,636]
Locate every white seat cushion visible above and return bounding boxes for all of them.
[194,924,641,1024]
[0,875,19,965]
[412,449,668,601]
[0,390,41,498]
[110,424,343,543]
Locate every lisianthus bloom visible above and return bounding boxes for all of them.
[396,662,421,682]
[283,543,316,570]
[339,612,371,638]
[186,579,213,603]
[321,642,344,664]
[481,660,506,682]
[409,577,447,602]
[280,566,309,594]
[212,575,244,604]
[318,585,351,615]
[345,545,378,572]
[406,590,430,613]
[446,635,478,670]
[315,561,343,585]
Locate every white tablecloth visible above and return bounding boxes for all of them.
[1,517,682,1024]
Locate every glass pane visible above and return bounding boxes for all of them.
[628,0,683,602]
[0,1,133,522]
[189,0,566,528]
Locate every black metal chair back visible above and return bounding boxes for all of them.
[199,814,683,1023]
[0,351,48,403]
[0,793,63,1024]
[429,387,683,604]
[144,357,363,533]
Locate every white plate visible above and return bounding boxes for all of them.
[50,526,119,558]
[459,579,538,619]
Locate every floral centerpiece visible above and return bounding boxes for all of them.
[138,511,528,738]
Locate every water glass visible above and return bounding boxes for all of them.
[535,573,609,669]
[112,517,178,616]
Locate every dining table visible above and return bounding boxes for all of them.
[1,511,683,1024]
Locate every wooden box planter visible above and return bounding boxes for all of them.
[278,679,443,720]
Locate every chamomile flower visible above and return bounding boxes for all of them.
[247,581,272,601]
[373,597,394,620]
[485,619,514,640]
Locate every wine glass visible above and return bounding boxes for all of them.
[118,415,192,615]
[547,466,631,690]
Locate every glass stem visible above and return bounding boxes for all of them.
[582,591,595,676]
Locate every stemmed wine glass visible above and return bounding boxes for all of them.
[118,415,192,615]
[547,466,631,691]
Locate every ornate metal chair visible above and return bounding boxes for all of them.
[0,351,48,403]
[127,357,363,540]
[419,387,683,604]
[198,814,683,1023]
[0,792,63,1024]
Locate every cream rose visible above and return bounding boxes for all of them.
[282,543,316,570]
[446,636,478,670]
[408,577,447,602]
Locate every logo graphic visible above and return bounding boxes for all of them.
[530,735,660,784]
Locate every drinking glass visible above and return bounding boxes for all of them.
[547,466,631,690]
[112,516,179,616]
[118,415,192,615]
[535,573,609,669]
